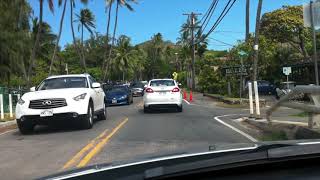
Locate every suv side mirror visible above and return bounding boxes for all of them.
[30,87,36,92]
[92,82,101,88]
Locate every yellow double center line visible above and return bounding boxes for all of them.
[62,117,129,169]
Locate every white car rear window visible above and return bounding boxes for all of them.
[150,80,175,87]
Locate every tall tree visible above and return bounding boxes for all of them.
[27,0,54,86]
[70,0,88,73]
[260,6,309,58]
[102,0,114,76]
[75,8,96,72]
[49,0,67,75]
[103,0,136,80]
[252,0,263,81]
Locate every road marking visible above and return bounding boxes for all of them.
[77,117,129,168]
[62,129,109,169]
[214,114,258,142]
[183,99,190,105]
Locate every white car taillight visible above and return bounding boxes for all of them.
[145,88,154,93]
[172,87,180,92]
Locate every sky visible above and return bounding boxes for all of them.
[28,0,309,50]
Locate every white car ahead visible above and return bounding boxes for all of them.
[15,74,106,134]
[143,79,183,112]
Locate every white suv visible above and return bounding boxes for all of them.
[15,74,106,134]
[143,79,183,113]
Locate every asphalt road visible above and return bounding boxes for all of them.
[0,95,253,180]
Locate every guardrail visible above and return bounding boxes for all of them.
[266,85,320,129]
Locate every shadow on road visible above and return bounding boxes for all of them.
[14,119,105,136]
[138,108,180,114]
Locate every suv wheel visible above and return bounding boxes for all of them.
[177,105,183,112]
[17,119,34,134]
[98,103,107,121]
[82,103,94,129]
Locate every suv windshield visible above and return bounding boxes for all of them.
[37,77,88,90]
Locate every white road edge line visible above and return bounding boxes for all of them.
[0,129,17,136]
[183,99,190,105]
[214,114,258,142]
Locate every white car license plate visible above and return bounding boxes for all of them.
[40,109,53,117]
[112,99,117,104]
[159,92,166,95]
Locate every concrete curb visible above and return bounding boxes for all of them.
[0,120,17,133]
[203,93,266,107]
[242,117,320,139]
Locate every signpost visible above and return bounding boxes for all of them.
[283,67,292,89]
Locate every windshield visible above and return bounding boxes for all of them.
[2,0,320,179]
[37,77,88,90]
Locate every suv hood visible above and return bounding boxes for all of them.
[22,88,90,101]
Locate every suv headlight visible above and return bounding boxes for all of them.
[121,95,127,99]
[73,93,87,101]
[17,98,25,105]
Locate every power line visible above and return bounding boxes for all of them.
[195,0,237,45]
[199,0,219,35]
[209,38,234,46]
[199,0,215,23]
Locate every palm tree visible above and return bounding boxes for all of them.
[75,8,96,72]
[103,0,136,80]
[49,0,67,75]
[111,35,133,81]
[27,0,54,86]
[70,0,88,72]
[101,0,114,74]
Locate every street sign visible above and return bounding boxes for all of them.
[283,67,292,76]
[225,66,248,76]
[238,50,247,56]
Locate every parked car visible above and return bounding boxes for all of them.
[15,74,106,134]
[130,82,145,96]
[275,81,296,99]
[143,79,182,112]
[245,80,276,95]
[104,85,133,106]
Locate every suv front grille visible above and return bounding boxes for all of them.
[29,98,67,109]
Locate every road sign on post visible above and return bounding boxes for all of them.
[283,67,292,76]
[283,67,292,89]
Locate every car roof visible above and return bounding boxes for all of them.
[46,74,88,79]
[150,79,174,81]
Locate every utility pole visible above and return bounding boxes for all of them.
[252,0,263,81]
[310,1,319,85]
[183,12,201,90]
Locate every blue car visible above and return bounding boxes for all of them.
[104,86,133,106]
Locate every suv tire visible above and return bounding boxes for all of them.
[97,103,107,120]
[177,105,183,112]
[17,119,34,134]
[82,103,94,129]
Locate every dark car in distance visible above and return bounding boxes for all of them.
[245,80,276,95]
[104,85,133,106]
[130,82,145,97]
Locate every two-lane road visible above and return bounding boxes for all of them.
[0,97,252,180]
